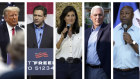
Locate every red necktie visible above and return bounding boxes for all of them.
[12,28,15,36]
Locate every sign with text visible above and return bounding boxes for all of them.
[27,48,53,75]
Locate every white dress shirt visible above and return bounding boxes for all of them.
[6,22,16,43]
[56,27,82,59]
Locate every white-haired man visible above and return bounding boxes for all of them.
[85,5,111,79]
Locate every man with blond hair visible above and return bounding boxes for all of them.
[0,6,22,63]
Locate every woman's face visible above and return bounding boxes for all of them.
[64,11,76,26]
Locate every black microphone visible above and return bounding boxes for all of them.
[16,23,24,29]
[64,24,71,38]
[123,24,127,44]
[20,24,24,28]
[40,33,42,37]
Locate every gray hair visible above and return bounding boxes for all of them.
[91,5,104,15]
[7,31,24,62]
[3,6,20,16]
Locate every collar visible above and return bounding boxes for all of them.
[118,24,135,31]
[34,23,44,29]
[91,24,102,32]
[6,22,16,31]
[128,25,135,31]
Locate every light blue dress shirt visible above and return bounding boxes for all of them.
[113,25,140,69]
[86,25,101,66]
[34,24,44,48]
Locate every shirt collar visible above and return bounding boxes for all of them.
[128,25,135,31]
[6,22,16,31]
[34,23,44,29]
[91,24,101,32]
[118,24,135,31]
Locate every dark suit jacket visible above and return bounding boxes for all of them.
[27,22,53,79]
[27,22,53,48]
[0,21,22,63]
[85,23,111,79]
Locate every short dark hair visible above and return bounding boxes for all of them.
[57,6,80,34]
[33,5,47,16]
[121,6,134,14]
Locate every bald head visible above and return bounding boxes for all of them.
[120,6,134,26]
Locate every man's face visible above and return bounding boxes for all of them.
[90,8,104,27]
[33,10,46,27]
[120,7,133,25]
[4,10,19,27]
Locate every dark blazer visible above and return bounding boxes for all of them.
[0,21,22,63]
[27,22,53,79]
[85,23,111,79]
[27,22,53,48]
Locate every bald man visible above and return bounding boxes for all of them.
[113,6,140,79]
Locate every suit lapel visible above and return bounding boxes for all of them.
[97,23,106,43]
[40,24,48,48]
[85,28,91,54]
[3,22,10,42]
[86,28,91,47]
[31,23,38,48]
[85,28,91,60]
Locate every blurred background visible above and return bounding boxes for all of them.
[113,3,140,24]
[56,2,82,27]
[0,2,24,25]
[85,2,111,28]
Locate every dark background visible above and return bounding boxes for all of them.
[0,2,24,21]
[113,2,139,24]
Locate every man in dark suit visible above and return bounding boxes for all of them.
[27,5,53,79]
[0,31,24,79]
[85,5,111,79]
[0,6,22,63]
[27,5,53,48]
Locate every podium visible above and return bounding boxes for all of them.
[27,48,53,75]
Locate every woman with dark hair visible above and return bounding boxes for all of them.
[56,6,82,79]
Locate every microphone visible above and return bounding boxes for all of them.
[123,24,127,44]
[40,33,42,37]
[16,23,24,29]
[20,24,24,28]
[64,24,71,38]
[123,24,127,32]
